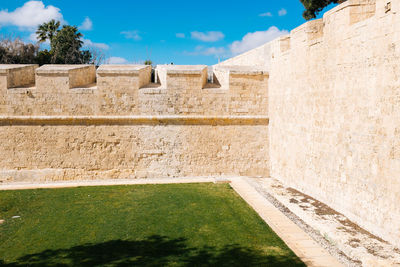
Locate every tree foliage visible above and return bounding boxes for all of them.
[0,37,39,64]
[50,25,91,64]
[0,20,104,65]
[36,19,60,44]
[144,59,153,66]
[300,0,342,20]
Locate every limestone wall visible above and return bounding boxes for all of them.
[0,64,269,182]
[217,43,272,68]
[0,65,268,116]
[266,0,399,247]
[0,123,268,182]
[216,0,400,248]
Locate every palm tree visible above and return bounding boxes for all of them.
[35,19,61,44]
[51,25,86,64]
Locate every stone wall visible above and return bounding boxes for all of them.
[218,0,400,247]
[0,64,269,182]
[0,65,268,116]
[217,43,272,68]
[0,124,268,182]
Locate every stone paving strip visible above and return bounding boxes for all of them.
[0,177,343,266]
[230,177,344,267]
[0,177,217,191]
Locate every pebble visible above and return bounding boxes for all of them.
[12,216,20,219]
[0,220,4,224]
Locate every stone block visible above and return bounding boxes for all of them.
[213,65,269,91]
[0,64,38,90]
[36,65,96,91]
[97,64,151,90]
[156,65,207,90]
[324,0,376,26]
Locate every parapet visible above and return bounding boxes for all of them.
[213,65,269,90]
[0,64,269,116]
[97,65,151,90]
[156,65,208,89]
[0,64,38,90]
[289,19,324,48]
[269,0,377,57]
[324,0,376,26]
[36,65,96,90]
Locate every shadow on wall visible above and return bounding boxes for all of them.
[1,235,305,266]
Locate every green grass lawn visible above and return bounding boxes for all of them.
[0,183,305,266]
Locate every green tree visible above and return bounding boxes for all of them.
[35,19,61,44]
[49,25,91,64]
[144,59,153,66]
[300,0,342,20]
[0,37,39,64]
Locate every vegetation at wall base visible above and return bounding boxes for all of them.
[0,183,305,266]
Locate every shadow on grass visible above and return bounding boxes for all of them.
[1,235,305,266]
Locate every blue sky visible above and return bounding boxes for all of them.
[0,0,336,65]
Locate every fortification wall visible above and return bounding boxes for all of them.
[0,65,268,116]
[0,64,269,182]
[217,43,272,68]
[236,0,399,247]
[217,0,400,248]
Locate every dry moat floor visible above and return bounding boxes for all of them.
[0,183,304,266]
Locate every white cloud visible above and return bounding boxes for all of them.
[121,30,141,41]
[278,8,287,16]
[108,57,128,64]
[230,26,288,55]
[191,31,224,42]
[79,17,92,31]
[201,47,226,56]
[0,1,63,29]
[186,45,227,58]
[29,32,38,42]
[176,33,185,38]
[83,38,109,50]
[259,12,273,17]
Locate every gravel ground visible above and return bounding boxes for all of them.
[245,177,400,267]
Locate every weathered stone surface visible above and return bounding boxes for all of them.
[36,64,96,90]
[156,65,208,90]
[0,62,269,183]
[0,124,269,182]
[216,0,400,248]
[97,65,151,90]
[0,64,268,116]
[0,64,38,89]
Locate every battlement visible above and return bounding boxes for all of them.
[0,64,38,89]
[0,64,269,182]
[97,65,152,90]
[0,64,268,116]
[213,65,269,89]
[156,65,208,90]
[36,65,96,90]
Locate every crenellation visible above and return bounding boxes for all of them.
[323,0,376,26]
[156,65,208,90]
[35,64,96,90]
[0,62,269,181]
[0,64,38,90]
[213,65,269,90]
[97,65,152,90]
[279,35,291,53]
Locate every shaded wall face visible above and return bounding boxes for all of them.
[268,0,400,247]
